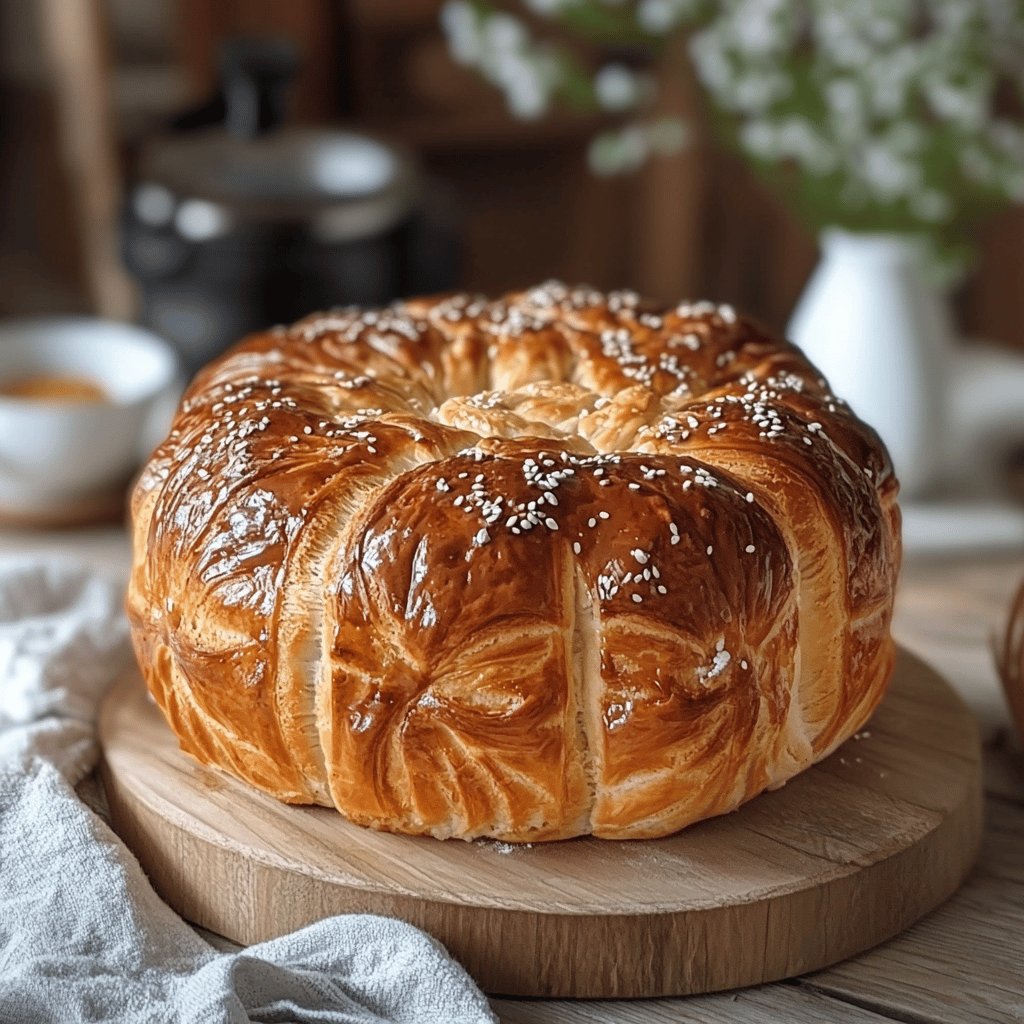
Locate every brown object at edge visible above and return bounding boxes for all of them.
[996,578,1024,746]
[98,646,982,999]
[37,0,135,319]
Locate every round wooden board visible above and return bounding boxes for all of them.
[98,647,982,999]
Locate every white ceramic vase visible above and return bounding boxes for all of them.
[786,228,955,499]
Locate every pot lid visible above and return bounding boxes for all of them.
[138,128,419,237]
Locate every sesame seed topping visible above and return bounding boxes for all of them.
[165,288,861,595]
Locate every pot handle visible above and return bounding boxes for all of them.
[220,38,299,138]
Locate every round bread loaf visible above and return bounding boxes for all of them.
[127,282,901,842]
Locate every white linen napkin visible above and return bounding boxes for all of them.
[0,560,495,1024]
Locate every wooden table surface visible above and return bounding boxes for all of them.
[3,524,1022,1023]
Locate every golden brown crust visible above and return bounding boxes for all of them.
[127,281,900,842]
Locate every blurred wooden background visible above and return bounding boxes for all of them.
[0,0,1022,346]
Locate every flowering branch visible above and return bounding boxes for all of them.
[442,0,1024,262]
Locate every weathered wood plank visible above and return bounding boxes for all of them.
[983,741,1024,807]
[492,984,903,1023]
[800,798,1024,1024]
[983,794,1024,883]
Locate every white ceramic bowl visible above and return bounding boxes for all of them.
[0,318,180,512]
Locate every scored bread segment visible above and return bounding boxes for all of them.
[276,419,478,807]
[319,446,592,841]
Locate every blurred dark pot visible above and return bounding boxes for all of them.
[122,40,458,376]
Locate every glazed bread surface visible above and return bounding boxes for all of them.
[127,282,901,842]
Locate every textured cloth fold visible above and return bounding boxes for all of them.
[0,561,495,1024]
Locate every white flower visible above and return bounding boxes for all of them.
[588,118,687,175]
[728,0,793,57]
[910,190,952,224]
[960,145,997,186]
[814,9,874,68]
[924,77,986,125]
[894,121,928,154]
[689,29,739,98]
[865,47,920,118]
[730,70,791,113]
[505,67,548,118]
[858,140,920,199]
[490,45,557,120]
[1002,168,1024,203]
[522,0,573,14]
[989,121,1024,161]
[594,64,642,112]
[825,78,861,116]
[934,0,980,36]
[485,12,527,52]
[440,3,481,66]
[638,0,683,34]
[739,119,778,159]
